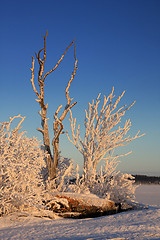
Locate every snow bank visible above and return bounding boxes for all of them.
[0,184,160,239]
[0,207,159,239]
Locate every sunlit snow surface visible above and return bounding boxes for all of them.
[0,185,160,240]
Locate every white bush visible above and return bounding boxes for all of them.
[69,166,136,203]
[86,160,136,203]
[108,173,136,203]
[0,115,47,215]
[67,88,144,181]
[66,88,143,203]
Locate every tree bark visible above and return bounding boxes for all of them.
[52,121,60,179]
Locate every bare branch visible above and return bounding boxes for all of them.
[42,30,48,62]
[11,115,26,134]
[60,101,77,123]
[65,43,78,105]
[68,101,77,110]
[54,105,63,117]
[37,128,44,134]
[30,57,40,100]
[52,114,64,146]
[57,43,78,122]
[35,31,48,102]
[35,48,44,64]
[42,39,75,82]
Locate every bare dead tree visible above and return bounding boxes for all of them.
[30,31,77,180]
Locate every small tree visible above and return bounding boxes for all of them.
[30,32,77,180]
[67,87,144,181]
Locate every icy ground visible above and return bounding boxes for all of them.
[0,184,160,240]
[135,184,160,207]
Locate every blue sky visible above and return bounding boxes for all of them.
[1,0,160,176]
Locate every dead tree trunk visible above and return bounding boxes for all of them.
[30,31,77,180]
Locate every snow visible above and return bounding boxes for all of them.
[0,208,159,239]
[51,192,112,207]
[0,184,160,240]
[135,184,160,207]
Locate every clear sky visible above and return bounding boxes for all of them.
[1,0,160,176]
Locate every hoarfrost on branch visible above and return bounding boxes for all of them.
[67,88,144,202]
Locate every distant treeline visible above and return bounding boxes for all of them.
[133,175,160,184]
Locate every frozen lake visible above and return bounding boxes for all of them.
[135,184,160,207]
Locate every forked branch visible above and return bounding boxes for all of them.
[42,39,75,82]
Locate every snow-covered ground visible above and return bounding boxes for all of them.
[0,184,160,240]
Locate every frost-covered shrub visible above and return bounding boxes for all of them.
[67,88,144,182]
[68,162,136,203]
[66,88,143,203]
[87,161,136,203]
[0,116,47,215]
[107,173,136,203]
[67,165,90,194]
